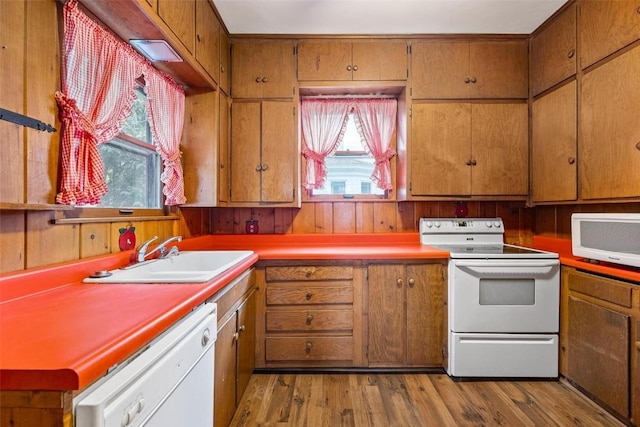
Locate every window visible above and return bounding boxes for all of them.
[97,86,162,208]
[311,113,385,196]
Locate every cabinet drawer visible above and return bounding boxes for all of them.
[266,266,353,281]
[266,337,353,361]
[567,270,633,308]
[266,309,353,332]
[266,286,353,305]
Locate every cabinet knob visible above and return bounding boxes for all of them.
[304,269,314,278]
[196,33,202,42]
[353,65,358,71]
[471,159,477,166]
[636,142,640,151]
[262,77,268,83]
[256,165,263,171]
[567,49,575,59]
[408,278,415,288]
[255,77,262,83]
[305,291,313,300]
[568,157,576,164]
[305,342,313,353]
[233,332,239,342]
[464,77,471,83]
[221,66,225,73]
[306,313,314,323]
[262,164,269,171]
[346,65,352,71]
[397,278,403,288]
[238,325,246,333]
[636,6,640,13]
[466,159,472,166]
[470,76,477,83]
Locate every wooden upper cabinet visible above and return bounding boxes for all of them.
[157,0,195,54]
[219,29,231,95]
[411,40,528,99]
[231,41,295,99]
[297,41,407,81]
[531,81,577,203]
[530,3,576,95]
[410,102,528,196]
[579,0,640,69]
[230,100,297,205]
[195,0,220,84]
[579,44,640,200]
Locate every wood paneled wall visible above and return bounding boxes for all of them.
[205,201,536,246]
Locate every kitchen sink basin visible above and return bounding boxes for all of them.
[83,250,254,284]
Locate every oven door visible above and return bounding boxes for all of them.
[449,259,559,333]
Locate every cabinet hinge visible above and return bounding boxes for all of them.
[293,86,296,96]
[366,345,369,358]
[409,87,412,97]
[409,106,412,117]
[407,45,411,54]
[365,269,368,280]
[293,106,296,116]
[409,182,412,192]
[293,45,297,55]
[293,188,296,198]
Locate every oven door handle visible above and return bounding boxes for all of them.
[454,260,559,269]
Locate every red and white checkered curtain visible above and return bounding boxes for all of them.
[144,72,186,205]
[55,0,185,205]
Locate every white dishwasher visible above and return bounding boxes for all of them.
[74,302,217,427]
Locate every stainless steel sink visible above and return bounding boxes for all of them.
[83,250,254,283]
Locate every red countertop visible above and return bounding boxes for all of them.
[533,236,640,284]
[0,233,447,392]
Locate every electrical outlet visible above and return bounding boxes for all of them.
[245,220,259,234]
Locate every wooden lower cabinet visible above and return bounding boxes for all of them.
[259,263,364,367]
[367,263,445,367]
[561,267,640,424]
[212,269,256,427]
[635,320,640,426]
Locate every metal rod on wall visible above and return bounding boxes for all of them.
[0,108,57,133]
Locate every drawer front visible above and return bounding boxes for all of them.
[266,309,353,332]
[266,286,353,305]
[266,266,353,281]
[266,336,354,361]
[567,270,633,308]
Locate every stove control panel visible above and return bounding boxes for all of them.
[420,218,504,234]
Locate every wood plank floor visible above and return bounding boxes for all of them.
[229,373,624,427]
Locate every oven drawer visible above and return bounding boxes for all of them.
[448,332,558,378]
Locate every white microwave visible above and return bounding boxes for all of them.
[571,213,640,268]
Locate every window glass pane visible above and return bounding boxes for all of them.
[311,113,384,196]
[95,86,162,208]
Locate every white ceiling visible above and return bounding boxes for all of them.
[213,0,568,35]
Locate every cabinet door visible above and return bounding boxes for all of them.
[410,103,471,196]
[368,264,405,366]
[531,81,577,202]
[531,4,577,95]
[218,92,230,204]
[157,0,195,54]
[352,41,407,81]
[579,45,640,200]
[230,101,262,202]
[567,296,630,417]
[231,43,264,98]
[219,28,231,95]
[195,0,219,83]
[579,0,640,69]
[411,41,469,99]
[260,41,295,98]
[634,321,640,425]
[469,41,528,99]
[214,314,238,427]
[297,41,352,81]
[236,290,256,405]
[471,103,528,195]
[261,101,296,203]
[406,264,443,366]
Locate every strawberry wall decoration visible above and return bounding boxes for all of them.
[118,224,136,251]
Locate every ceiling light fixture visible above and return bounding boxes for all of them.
[130,40,183,62]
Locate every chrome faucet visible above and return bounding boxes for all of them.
[136,235,182,263]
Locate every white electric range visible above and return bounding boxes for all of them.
[420,218,560,378]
